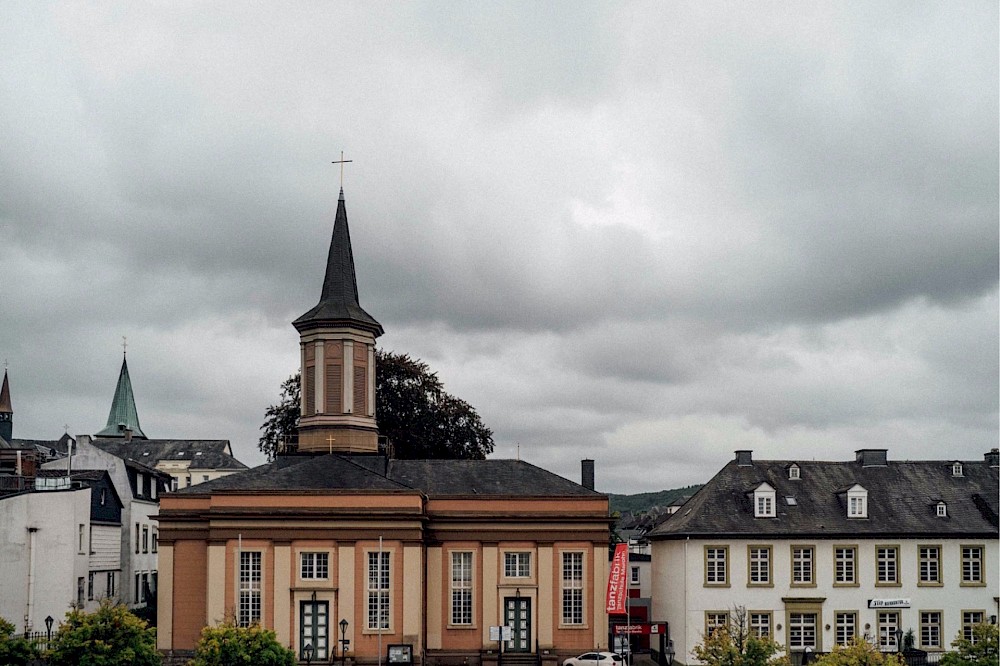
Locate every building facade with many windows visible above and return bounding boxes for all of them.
[649,449,999,664]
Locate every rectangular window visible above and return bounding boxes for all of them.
[878,611,901,651]
[789,613,817,650]
[756,495,773,517]
[920,611,942,650]
[325,363,342,414]
[353,366,367,414]
[834,546,856,585]
[239,551,262,627]
[749,612,771,639]
[88,572,94,601]
[106,571,115,597]
[79,524,86,554]
[705,546,728,585]
[135,523,140,554]
[142,526,149,553]
[134,572,141,604]
[171,477,178,491]
[561,552,584,625]
[877,546,899,585]
[961,546,984,584]
[918,546,941,585]
[791,546,814,585]
[848,495,866,517]
[706,612,729,636]
[835,612,856,647]
[504,552,531,578]
[451,552,473,626]
[301,552,330,580]
[140,572,149,603]
[304,366,315,417]
[748,546,771,585]
[630,566,640,585]
[962,611,985,643]
[152,530,158,554]
[77,577,85,607]
[367,551,390,630]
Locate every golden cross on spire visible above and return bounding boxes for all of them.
[327,434,336,455]
[332,151,352,189]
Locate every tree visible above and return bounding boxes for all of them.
[812,638,905,666]
[0,617,39,666]
[258,349,494,460]
[692,607,789,666]
[940,623,999,666]
[47,600,160,666]
[189,620,296,666]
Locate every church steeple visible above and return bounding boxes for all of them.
[0,369,12,442]
[293,189,381,454]
[95,355,147,439]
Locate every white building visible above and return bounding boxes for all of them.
[649,449,999,664]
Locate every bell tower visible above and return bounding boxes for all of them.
[0,369,12,443]
[293,188,383,453]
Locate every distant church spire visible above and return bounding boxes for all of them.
[0,368,12,442]
[95,355,147,439]
[293,186,382,454]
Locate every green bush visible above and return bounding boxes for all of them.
[811,637,904,666]
[940,623,999,666]
[692,608,789,666]
[188,620,296,666]
[0,616,40,666]
[48,600,160,666]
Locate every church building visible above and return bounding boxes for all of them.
[155,189,612,665]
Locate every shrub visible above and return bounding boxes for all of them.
[188,620,296,666]
[692,607,789,666]
[812,637,904,666]
[940,623,1000,666]
[0,617,40,666]
[48,600,160,666]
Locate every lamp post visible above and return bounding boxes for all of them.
[664,639,675,666]
[893,629,903,654]
[44,615,54,642]
[340,618,349,666]
[304,642,314,666]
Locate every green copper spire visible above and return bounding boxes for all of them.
[96,356,147,439]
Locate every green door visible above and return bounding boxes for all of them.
[504,597,531,653]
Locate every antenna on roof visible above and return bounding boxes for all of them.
[122,336,127,357]
[516,443,520,461]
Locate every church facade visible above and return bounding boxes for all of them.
[156,189,612,664]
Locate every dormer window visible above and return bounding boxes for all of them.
[847,484,868,518]
[936,502,947,517]
[753,483,776,518]
[788,464,800,480]
[951,462,963,477]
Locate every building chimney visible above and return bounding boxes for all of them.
[124,428,132,443]
[855,449,888,467]
[581,459,595,490]
[735,450,753,466]
[986,449,999,468]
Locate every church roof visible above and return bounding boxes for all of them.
[172,454,601,498]
[0,370,11,413]
[90,438,247,470]
[293,190,383,336]
[95,357,147,439]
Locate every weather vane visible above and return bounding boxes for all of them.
[332,151,352,189]
[122,336,128,356]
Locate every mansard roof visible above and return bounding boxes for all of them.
[90,438,247,471]
[172,454,601,498]
[95,357,147,439]
[293,190,383,336]
[649,452,999,540]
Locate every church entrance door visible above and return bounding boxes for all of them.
[504,597,531,653]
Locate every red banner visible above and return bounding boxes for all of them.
[606,543,629,614]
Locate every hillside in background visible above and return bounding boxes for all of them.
[609,485,703,515]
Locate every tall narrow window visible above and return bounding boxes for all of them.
[918,546,940,584]
[561,552,584,625]
[239,551,262,627]
[451,552,473,625]
[877,546,899,585]
[142,526,149,553]
[748,546,771,585]
[134,523,140,554]
[325,364,342,414]
[367,551,390,630]
[834,546,856,585]
[791,547,814,585]
[88,572,94,601]
[304,365,315,417]
[961,546,984,584]
[878,611,901,651]
[630,566,640,585]
[152,529,158,554]
[300,600,329,660]
[705,547,728,585]
[789,613,817,650]
[920,611,942,650]
[79,524,86,554]
[835,612,856,647]
[353,366,367,414]
[962,611,985,643]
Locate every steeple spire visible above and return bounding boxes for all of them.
[0,369,12,443]
[95,356,147,439]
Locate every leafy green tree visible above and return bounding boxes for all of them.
[189,620,295,666]
[0,617,39,666]
[940,623,999,666]
[812,638,904,666]
[48,600,160,666]
[258,350,494,460]
[692,607,789,666]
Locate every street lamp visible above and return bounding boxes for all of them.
[340,618,349,666]
[664,639,675,666]
[44,615,54,642]
[893,629,903,654]
[304,642,314,665]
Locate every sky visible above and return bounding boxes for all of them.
[1,2,996,494]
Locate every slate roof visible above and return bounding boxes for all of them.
[648,452,999,540]
[91,438,248,471]
[0,370,11,413]
[95,357,147,439]
[173,454,601,498]
[293,190,383,336]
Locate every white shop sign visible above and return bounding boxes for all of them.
[868,599,911,608]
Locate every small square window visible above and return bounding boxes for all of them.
[504,552,531,578]
[301,552,329,580]
[936,502,947,517]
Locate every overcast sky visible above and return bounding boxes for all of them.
[2,2,996,494]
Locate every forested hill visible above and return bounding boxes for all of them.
[608,485,703,515]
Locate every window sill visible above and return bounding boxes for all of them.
[875,582,901,587]
[557,623,590,630]
[747,583,773,588]
[446,624,478,630]
[832,582,859,588]
[790,582,817,588]
[917,582,943,587]
[959,581,986,587]
[703,583,731,588]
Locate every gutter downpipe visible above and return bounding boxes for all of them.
[683,537,689,664]
[25,527,38,632]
